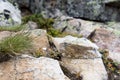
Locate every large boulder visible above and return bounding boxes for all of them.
[53,15,105,37]
[105,22,120,36]
[0,0,21,26]
[28,29,50,56]
[0,55,70,80]
[14,0,120,21]
[53,35,108,80]
[53,16,120,38]
[88,28,120,63]
[61,58,108,80]
[53,36,101,59]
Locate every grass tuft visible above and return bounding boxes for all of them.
[0,25,26,32]
[0,33,32,57]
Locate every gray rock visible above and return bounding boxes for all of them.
[53,15,105,37]
[26,21,38,30]
[53,36,101,59]
[0,0,21,26]
[14,0,120,21]
[53,15,81,35]
[105,22,120,36]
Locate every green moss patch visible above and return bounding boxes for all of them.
[0,25,26,32]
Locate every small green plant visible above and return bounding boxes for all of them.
[22,14,54,30]
[0,25,26,32]
[23,14,64,37]
[33,49,46,58]
[47,28,62,37]
[0,33,32,57]
[22,14,60,36]
[22,14,83,37]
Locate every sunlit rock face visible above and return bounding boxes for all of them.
[14,0,120,21]
[53,36,101,59]
[0,0,21,26]
[88,28,120,63]
[0,55,70,80]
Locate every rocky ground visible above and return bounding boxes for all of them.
[0,0,120,80]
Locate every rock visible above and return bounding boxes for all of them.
[26,21,38,30]
[63,0,120,21]
[14,0,120,21]
[41,8,63,18]
[53,15,104,37]
[0,55,70,80]
[29,29,49,56]
[0,29,56,58]
[54,16,120,37]
[60,58,108,80]
[105,22,120,37]
[0,31,13,40]
[0,0,21,26]
[53,36,101,59]
[53,16,81,35]
[88,28,120,63]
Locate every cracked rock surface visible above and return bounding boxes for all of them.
[0,55,70,80]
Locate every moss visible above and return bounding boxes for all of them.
[47,28,62,37]
[48,50,61,60]
[0,25,26,32]
[34,49,45,58]
[48,28,83,37]
[57,32,83,38]
[113,30,120,36]
[87,1,97,5]
[100,49,120,78]
[107,22,116,28]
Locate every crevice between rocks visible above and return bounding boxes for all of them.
[60,65,83,80]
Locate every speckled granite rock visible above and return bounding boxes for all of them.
[53,35,101,59]
[53,15,105,37]
[0,55,70,80]
[14,0,120,21]
[60,58,108,80]
[88,28,120,63]
[0,0,21,26]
